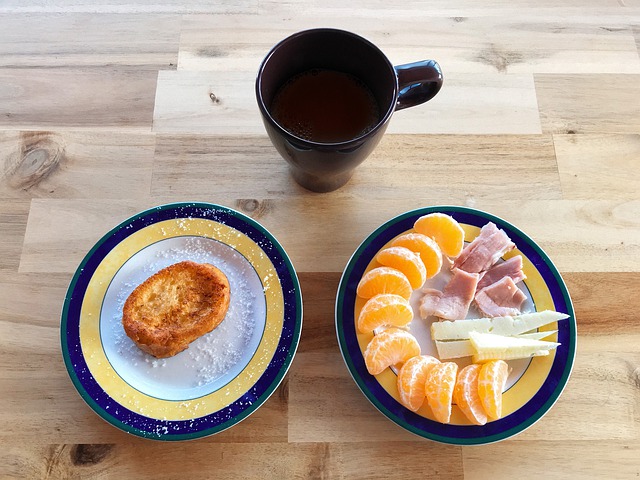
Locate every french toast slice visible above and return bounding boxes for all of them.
[122,260,231,358]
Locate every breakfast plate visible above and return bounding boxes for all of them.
[335,206,576,445]
[61,202,302,440]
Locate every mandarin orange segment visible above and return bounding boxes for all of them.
[413,213,465,258]
[357,294,414,334]
[478,359,509,420]
[453,364,488,426]
[356,266,413,300]
[390,233,443,279]
[424,361,458,423]
[397,355,440,412]
[363,328,421,376]
[375,246,427,289]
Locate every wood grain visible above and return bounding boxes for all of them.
[536,74,640,134]
[0,13,180,68]
[2,3,640,478]
[0,131,155,199]
[153,70,542,135]
[554,133,640,199]
[0,68,159,129]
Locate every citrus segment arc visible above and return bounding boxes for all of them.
[453,363,488,425]
[413,213,465,258]
[424,361,458,423]
[363,328,421,376]
[375,246,427,289]
[478,359,509,420]
[390,233,443,279]
[356,266,413,300]
[357,294,414,334]
[397,355,441,412]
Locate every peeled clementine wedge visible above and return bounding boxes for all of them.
[357,294,414,334]
[424,361,458,423]
[413,213,465,258]
[453,363,488,425]
[363,328,420,376]
[390,233,443,279]
[375,246,427,289]
[478,359,509,420]
[397,355,440,412]
[356,266,412,300]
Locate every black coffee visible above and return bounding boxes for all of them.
[270,69,380,143]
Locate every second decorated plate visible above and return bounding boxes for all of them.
[335,206,576,445]
[61,202,302,440]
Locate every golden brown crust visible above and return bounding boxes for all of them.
[122,261,231,358]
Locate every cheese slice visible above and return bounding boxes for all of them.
[435,330,558,360]
[468,331,560,362]
[431,310,568,341]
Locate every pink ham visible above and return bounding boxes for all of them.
[419,268,480,320]
[474,276,527,317]
[453,222,515,274]
[476,255,526,291]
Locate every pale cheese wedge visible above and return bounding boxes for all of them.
[435,330,558,360]
[469,331,560,363]
[431,310,568,341]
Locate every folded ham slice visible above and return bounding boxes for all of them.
[419,268,480,320]
[453,222,515,274]
[476,255,526,291]
[474,276,527,317]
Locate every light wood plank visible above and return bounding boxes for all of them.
[0,198,29,272]
[564,272,640,335]
[463,440,640,479]
[536,74,640,134]
[0,441,463,479]
[555,134,640,200]
[151,134,561,199]
[0,131,155,199]
[0,13,180,68]
[19,199,157,274]
[178,13,640,74]
[153,69,540,134]
[20,197,640,274]
[0,1,258,14]
[0,68,159,129]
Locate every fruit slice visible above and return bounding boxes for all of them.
[356,266,412,300]
[424,361,458,423]
[397,355,441,412]
[357,294,414,334]
[390,233,443,279]
[478,360,509,420]
[376,246,427,289]
[453,364,487,425]
[413,213,465,258]
[363,328,421,376]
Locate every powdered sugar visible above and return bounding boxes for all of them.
[100,234,267,402]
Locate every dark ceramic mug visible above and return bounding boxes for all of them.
[256,28,443,192]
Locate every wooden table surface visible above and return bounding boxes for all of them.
[1,1,640,478]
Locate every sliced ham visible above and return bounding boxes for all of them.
[476,255,526,291]
[453,222,515,274]
[419,268,480,320]
[474,276,527,317]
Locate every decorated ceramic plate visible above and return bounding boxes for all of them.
[335,206,576,445]
[61,202,302,440]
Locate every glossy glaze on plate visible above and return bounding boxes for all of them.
[335,206,576,445]
[61,203,302,441]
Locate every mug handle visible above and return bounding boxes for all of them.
[394,60,443,110]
